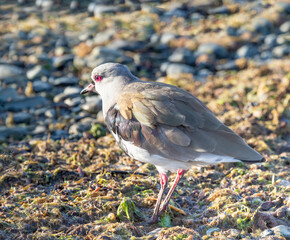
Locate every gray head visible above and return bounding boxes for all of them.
[80,63,139,112]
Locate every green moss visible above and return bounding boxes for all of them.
[117,198,137,221]
[90,123,107,139]
[159,213,172,228]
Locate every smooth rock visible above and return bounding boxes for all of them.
[5,96,47,112]
[160,33,176,45]
[81,95,102,114]
[236,45,258,58]
[168,48,195,65]
[64,97,82,107]
[53,76,79,86]
[216,61,239,71]
[271,225,290,238]
[53,87,82,102]
[53,55,74,68]
[280,21,290,33]
[197,43,228,59]
[94,29,115,45]
[94,5,119,17]
[208,6,231,15]
[0,64,23,79]
[13,112,32,124]
[32,125,47,135]
[206,227,221,236]
[261,229,275,238]
[252,18,273,35]
[108,39,146,51]
[275,2,290,14]
[264,34,277,47]
[0,126,27,140]
[26,65,44,80]
[32,81,52,92]
[166,63,195,76]
[69,122,91,135]
[190,12,204,21]
[272,45,290,58]
[0,88,20,102]
[45,109,56,118]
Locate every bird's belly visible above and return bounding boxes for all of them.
[111,132,192,173]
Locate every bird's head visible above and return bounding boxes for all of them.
[80,63,136,96]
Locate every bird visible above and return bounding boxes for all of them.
[80,62,264,223]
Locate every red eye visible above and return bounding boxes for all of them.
[94,75,103,81]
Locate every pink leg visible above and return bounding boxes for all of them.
[151,172,168,223]
[158,169,185,214]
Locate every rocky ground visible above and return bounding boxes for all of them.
[0,0,289,239]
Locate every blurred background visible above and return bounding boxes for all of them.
[0,0,289,144]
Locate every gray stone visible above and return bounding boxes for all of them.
[94,29,115,45]
[94,5,119,17]
[206,227,221,236]
[32,125,47,135]
[166,63,195,76]
[69,122,91,135]
[190,13,204,21]
[261,229,275,238]
[13,112,32,124]
[5,96,47,112]
[53,55,74,68]
[277,34,289,45]
[236,45,258,58]
[271,225,290,238]
[53,76,79,86]
[280,21,290,33]
[0,126,27,140]
[81,95,102,114]
[264,34,277,47]
[107,39,146,51]
[197,43,228,58]
[252,18,273,35]
[0,88,20,103]
[0,64,23,80]
[45,109,56,118]
[54,87,82,102]
[73,57,87,69]
[272,45,290,57]
[216,61,239,71]
[275,2,290,14]
[208,6,231,15]
[64,97,82,107]
[86,47,133,68]
[26,65,44,80]
[33,81,52,92]
[169,48,195,65]
[160,33,176,45]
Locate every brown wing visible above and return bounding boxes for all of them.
[106,82,263,163]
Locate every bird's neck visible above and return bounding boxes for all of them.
[101,77,140,115]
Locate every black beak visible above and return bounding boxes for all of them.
[80,89,89,94]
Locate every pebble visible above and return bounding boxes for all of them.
[45,109,56,118]
[5,96,47,112]
[0,64,23,79]
[271,225,290,238]
[0,126,27,141]
[94,5,120,17]
[52,77,79,86]
[13,112,32,124]
[160,33,176,45]
[53,55,74,68]
[272,45,290,58]
[81,96,102,114]
[166,63,195,76]
[26,65,44,80]
[0,88,20,102]
[197,43,228,59]
[206,227,221,236]
[33,81,52,92]
[168,48,195,65]
[261,229,275,238]
[280,21,290,33]
[236,45,258,58]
